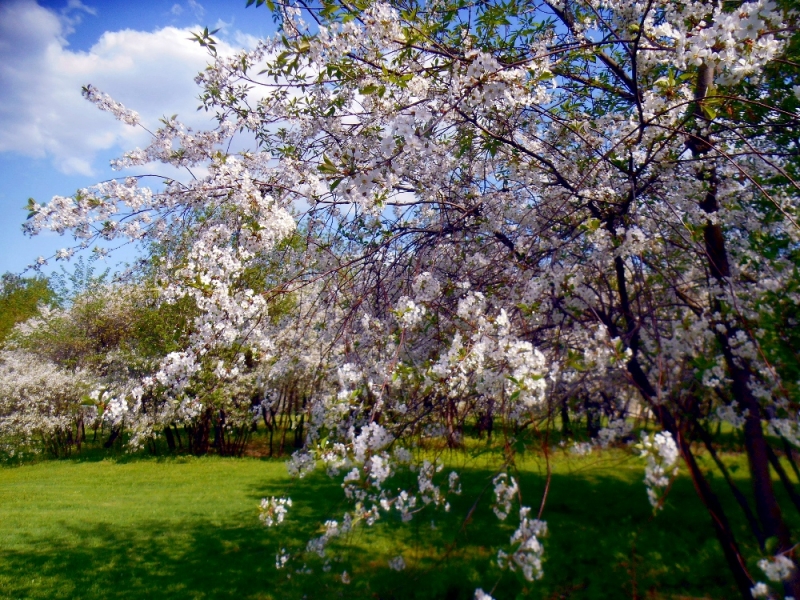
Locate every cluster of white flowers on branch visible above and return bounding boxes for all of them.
[491,473,548,583]
[82,84,140,127]
[639,432,680,511]
[0,350,95,458]
[259,496,293,527]
[497,507,548,583]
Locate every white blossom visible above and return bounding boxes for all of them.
[259,496,293,527]
[759,555,795,582]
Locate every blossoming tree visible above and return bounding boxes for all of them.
[22,0,800,596]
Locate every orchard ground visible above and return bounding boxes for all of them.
[1,432,793,600]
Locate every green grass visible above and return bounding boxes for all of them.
[0,450,770,599]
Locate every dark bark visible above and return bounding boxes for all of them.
[783,438,800,484]
[626,358,755,599]
[694,417,765,549]
[268,424,275,457]
[584,396,600,439]
[687,56,799,598]
[703,206,800,595]
[213,409,225,453]
[765,443,800,516]
[192,408,212,455]
[617,260,755,600]
[293,412,305,449]
[561,398,572,438]
[735,374,800,598]
[164,424,176,452]
[103,426,121,449]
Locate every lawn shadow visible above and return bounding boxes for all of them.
[0,464,743,600]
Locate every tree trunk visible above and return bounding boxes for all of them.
[103,426,121,449]
[192,408,212,456]
[690,61,800,595]
[627,358,755,599]
[765,443,800,516]
[294,412,305,449]
[560,398,572,438]
[682,55,800,598]
[214,409,225,454]
[164,424,176,451]
[694,416,764,549]
[584,396,600,439]
[609,240,755,598]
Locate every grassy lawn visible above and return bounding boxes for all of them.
[0,449,763,599]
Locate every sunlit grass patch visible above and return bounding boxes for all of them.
[0,450,769,599]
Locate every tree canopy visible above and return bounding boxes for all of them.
[15,0,800,597]
[0,273,55,343]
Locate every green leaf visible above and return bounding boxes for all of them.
[765,536,779,555]
[701,104,717,120]
[582,217,601,232]
[317,155,339,175]
[360,84,379,95]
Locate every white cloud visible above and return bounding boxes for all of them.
[64,0,97,18]
[232,29,261,51]
[187,0,205,19]
[0,0,242,177]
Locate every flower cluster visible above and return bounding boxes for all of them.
[82,84,140,126]
[758,554,795,582]
[259,496,293,527]
[639,432,680,510]
[492,473,519,521]
[497,507,548,582]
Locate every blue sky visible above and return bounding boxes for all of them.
[0,0,278,276]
